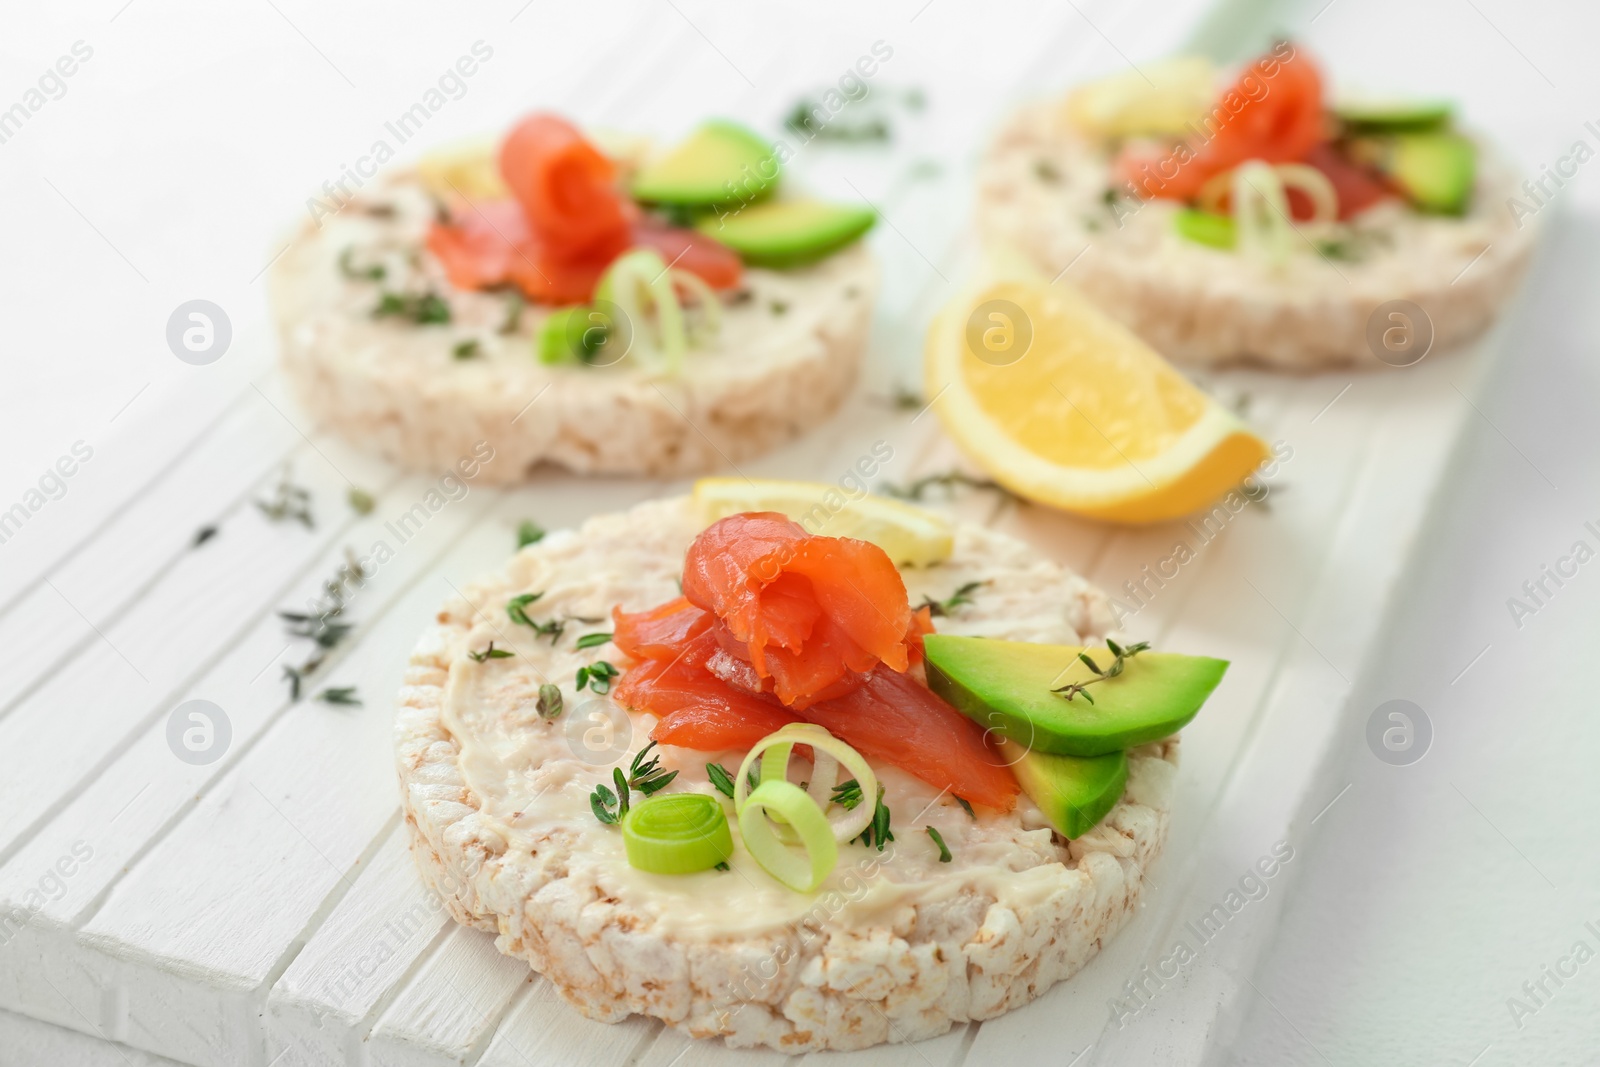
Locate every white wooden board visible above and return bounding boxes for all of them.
[0,0,1536,1064]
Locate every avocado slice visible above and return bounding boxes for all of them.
[1350,132,1476,215]
[923,635,1227,757]
[632,120,780,208]
[696,199,876,268]
[1334,99,1453,132]
[1001,741,1127,839]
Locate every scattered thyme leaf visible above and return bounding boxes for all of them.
[707,762,737,799]
[192,524,218,548]
[256,471,314,528]
[590,782,620,824]
[956,797,975,820]
[283,665,302,701]
[575,660,619,694]
[919,579,984,618]
[1034,159,1061,183]
[575,632,613,651]
[516,521,545,549]
[830,779,864,811]
[536,683,563,721]
[769,300,789,316]
[452,338,481,360]
[925,825,952,862]
[347,487,375,515]
[372,290,451,325]
[880,470,1019,505]
[613,767,633,819]
[338,246,385,281]
[317,686,361,706]
[873,384,925,411]
[714,861,731,871]
[498,291,525,335]
[853,785,894,851]
[468,641,513,663]
[506,592,544,627]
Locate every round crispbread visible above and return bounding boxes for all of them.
[394,496,1177,1052]
[270,179,876,481]
[976,101,1537,369]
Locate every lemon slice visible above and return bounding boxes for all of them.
[692,478,954,566]
[924,265,1268,524]
[1065,56,1216,139]
[417,138,507,203]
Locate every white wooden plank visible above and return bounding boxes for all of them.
[0,392,299,714]
[0,465,498,932]
[367,928,532,1067]
[1091,352,1485,1063]
[56,510,503,1066]
[962,370,1386,1063]
[266,817,448,1065]
[476,976,657,1067]
[0,430,395,870]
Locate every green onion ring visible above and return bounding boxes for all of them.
[621,792,733,874]
[739,779,838,892]
[735,723,878,844]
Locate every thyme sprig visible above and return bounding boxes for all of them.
[591,742,679,825]
[918,580,983,618]
[1051,638,1151,704]
[279,547,369,701]
[830,778,864,810]
[925,826,952,862]
[880,470,1020,505]
[256,471,314,528]
[575,660,619,694]
[468,641,513,663]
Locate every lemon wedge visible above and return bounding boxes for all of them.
[692,478,953,566]
[1065,56,1216,139]
[924,265,1268,524]
[417,138,507,203]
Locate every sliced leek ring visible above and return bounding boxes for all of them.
[735,723,878,844]
[738,779,838,892]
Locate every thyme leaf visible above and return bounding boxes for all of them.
[707,762,737,799]
[516,520,545,548]
[536,683,563,721]
[317,686,361,706]
[575,660,619,694]
[925,825,952,862]
[468,641,513,663]
[853,785,894,851]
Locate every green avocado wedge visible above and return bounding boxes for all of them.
[696,199,876,268]
[1000,741,1127,839]
[1333,98,1453,132]
[632,120,780,207]
[923,635,1228,757]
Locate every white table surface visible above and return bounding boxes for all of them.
[1,1,1596,1065]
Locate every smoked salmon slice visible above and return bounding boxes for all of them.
[681,513,914,706]
[612,514,1019,810]
[426,112,744,305]
[498,112,631,255]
